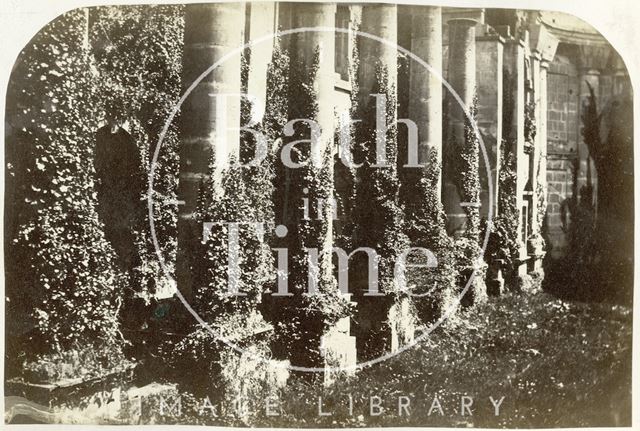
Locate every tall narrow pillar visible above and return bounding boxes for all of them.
[355,3,404,358]
[176,3,244,299]
[358,4,398,107]
[539,61,549,216]
[529,24,558,271]
[527,50,544,271]
[503,36,528,275]
[246,1,277,110]
[443,18,477,235]
[290,2,337,267]
[409,6,442,169]
[475,27,504,218]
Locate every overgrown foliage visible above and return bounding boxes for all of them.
[483,69,521,287]
[485,146,520,284]
[446,95,486,304]
[351,66,409,295]
[141,293,632,428]
[166,43,292,400]
[89,5,184,298]
[5,9,126,374]
[350,64,412,356]
[268,47,352,368]
[401,152,457,322]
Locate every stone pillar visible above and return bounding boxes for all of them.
[475,27,504,218]
[290,2,337,264]
[529,24,558,271]
[503,36,527,276]
[443,18,477,235]
[280,2,357,378]
[177,3,244,299]
[355,3,403,359]
[527,50,543,271]
[358,4,398,106]
[409,6,442,169]
[246,1,277,110]
[475,27,504,294]
[609,50,632,98]
[538,60,549,259]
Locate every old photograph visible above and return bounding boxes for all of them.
[2,1,634,427]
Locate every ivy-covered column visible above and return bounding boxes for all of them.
[538,60,549,217]
[474,26,505,295]
[527,49,543,271]
[358,4,398,103]
[291,3,337,254]
[268,3,356,377]
[177,3,244,300]
[444,17,487,304]
[502,35,528,276]
[528,24,558,273]
[353,4,415,358]
[246,2,277,108]
[475,27,504,218]
[443,18,478,235]
[409,6,442,170]
[401,6,457,322]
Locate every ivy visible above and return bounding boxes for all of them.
[349,63,412,356]
[445,94,486,304]
[484,146,520,284]
[6,10,125,371]
[351,65,408,295]
[483,68,522,287]
[401,152,457,321]
[89,5,184,298]
[268,46,352,368]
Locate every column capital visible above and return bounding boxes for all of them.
[448,17,480,28]
[443,7,484,25]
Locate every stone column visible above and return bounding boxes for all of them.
[278,2,357,378]
[536,59,551,243]
[409,6,442,169]
[176,3,244,299]
[475,27,504,294]
[529,24,558,271]
[355,3,402,358]
[358,4,398,107]
[290,2,337,264]
[443,18,477,235]
[527,50,542,271]
[246,1,277,110]
[502,36,528,276]
[475,27,504,218]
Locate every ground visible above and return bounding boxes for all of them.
[30,290,632,427]
[251,291,633,428]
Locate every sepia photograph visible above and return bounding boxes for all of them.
[2,0,635,427]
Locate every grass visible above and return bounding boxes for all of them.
[251,292,632,428]
[46,291,632,427]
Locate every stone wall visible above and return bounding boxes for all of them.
[545,50,579,259]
